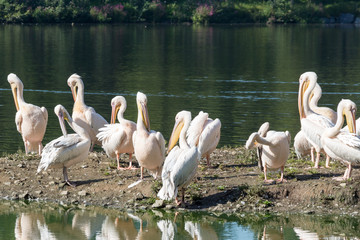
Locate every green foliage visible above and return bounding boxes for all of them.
[0,0,358,24]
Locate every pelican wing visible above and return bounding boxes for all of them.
[336,131,360,148]
[41,106,48,125]
[38,134,83,172]
[172,147,200,192]
[198,118,221,156]
[186,111,208,147]
[84,107,108,133]
[154,130,166,160]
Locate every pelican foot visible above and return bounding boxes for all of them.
[276,178,287,183]
[332,176,347,182]
[263,179,275,184]
[118,166,139,170]
[59,180,77,188]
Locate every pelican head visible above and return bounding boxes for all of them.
[245,132,258,149]
[340,99,357,134]
[67,73,83,102]
[298,71,317,119]
[168,110,191,153]
[7,73,24,111]
[111,96,127,124]
[136,92,150,132]
[54,104,71,137]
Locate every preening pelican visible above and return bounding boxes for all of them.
[7,73,48,155]
[186,111,221,166]
[246,122,291,183]
[158,111,200,206]
[298,72,334,168]
[37,105,91,186]
[294,83,337,166]
[97,96,137,170]
[67,73,108,151]
[321,99,360,181]
[132,92,165,179]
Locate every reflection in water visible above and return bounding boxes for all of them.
[1,201,359,239]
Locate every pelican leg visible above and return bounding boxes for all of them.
[263,166,274,183]
[206,154,210,167]
[63,167,76,187]
[325,154,330,168]
[345,163,352,180]
[140,166,144,180]
[310,147,315,162]
[116,152,121,170]
[277,166,287,183]
[118,153,138,170]
[38,143,43,156]
[313,151,320,168]
[90,142,94,152]
[24,141,29,155]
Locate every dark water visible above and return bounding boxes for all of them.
[1,24,360,154]
[0,201,359,239]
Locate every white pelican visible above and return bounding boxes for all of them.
[321,99,360,181]
[37,105,91,186]
[186,111,221,166]
[67,73,108,151]
[7,73,48,155]
[246,122,291,183]
[298,72,334,168]
[158,111,200,206]
[132,92,165,179]
[97,96,137,170]
[294,83,336,167]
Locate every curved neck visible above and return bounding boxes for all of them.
[16,84,25,107]
[75,81,85,105]
[117,104,126,121]
[67,115,90,139]
[253,133,274,147]
[324,103,345,138]
[303,78,317,117]
[179,118,191,149]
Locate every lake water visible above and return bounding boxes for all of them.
[0,200,359,239]
[1,24,360,154]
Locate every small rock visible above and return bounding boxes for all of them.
[139,206,147,210]
[134,192,144,200]
[82,165,88,168]
[152,199,165,208]
[60,191,69,196]
[165,204,175,210]
[49,181,55,186]
[118,180,124,185]
[78,190,88,196]
[35,190,43,195]
[17,164,24,168]
[14,180,21,185]
[340,183,346,188]
[4,182,11,186]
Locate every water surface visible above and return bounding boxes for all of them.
[1,24,360,154]
[1,201,359,239]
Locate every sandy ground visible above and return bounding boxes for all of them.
[0,147,360,215]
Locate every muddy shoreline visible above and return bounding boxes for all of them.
[1,147,360,216]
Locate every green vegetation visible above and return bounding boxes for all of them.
[0,0,358,24]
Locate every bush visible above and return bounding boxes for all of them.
[192,4,214,24]
[90,4,126,23]
[141,0,166,22]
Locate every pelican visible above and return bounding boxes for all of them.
[246,122,291,183]
[7,73,48,155]
[298,72,334,168]
[37,105,91,186]
[321,99,360,181]
[158,111,200,206]
[67,73,108,151]
[294,83,336,167]
[97,96,137,170]
[186,111,221,166]
[132,92,165,179]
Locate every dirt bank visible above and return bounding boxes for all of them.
[1,147,359,216]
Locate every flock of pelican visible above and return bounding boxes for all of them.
[7,71,360,205]
[7,73,221,206]
[246,71,360,183]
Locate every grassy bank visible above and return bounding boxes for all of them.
[0,0,359,24]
